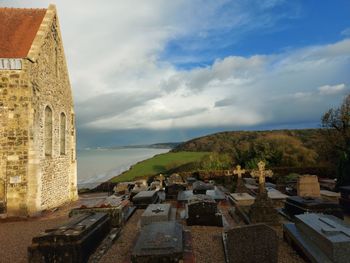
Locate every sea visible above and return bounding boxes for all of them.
[77,148,170,189]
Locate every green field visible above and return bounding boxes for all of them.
[110,151,209,182]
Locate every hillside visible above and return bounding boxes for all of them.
[172,129,335,169]
[110,151,209,183]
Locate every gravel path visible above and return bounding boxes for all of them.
[189,225,226,263]
[100,209,143,263]
[0,202,74,263]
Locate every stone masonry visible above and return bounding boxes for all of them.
[0,5,78,216]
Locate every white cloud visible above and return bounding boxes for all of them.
[1,0,349,133]
[318,84,346,95]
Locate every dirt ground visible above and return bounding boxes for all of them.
[0,194,306,263]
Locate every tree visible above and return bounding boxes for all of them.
[322,94,350,187]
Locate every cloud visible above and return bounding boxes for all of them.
[318,84,346,95]
[1,0,349,147]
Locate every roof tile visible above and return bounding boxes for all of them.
[0,8,46,58]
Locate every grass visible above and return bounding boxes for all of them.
[110,151,209,183]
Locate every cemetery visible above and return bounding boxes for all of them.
[1,160,348,262]
[0,3,350,263]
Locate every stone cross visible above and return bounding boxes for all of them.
[250,161,273,185]
[233,165,246,179]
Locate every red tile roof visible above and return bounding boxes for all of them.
[0,8,46,58]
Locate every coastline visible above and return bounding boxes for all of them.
[77,147,170,190]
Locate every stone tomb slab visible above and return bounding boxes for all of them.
[283,196,343,219]
[132,191,159,209]
[28,212,111,263]
[230,193,255,206]
[284,213,350,263]
[131,221,183,263]
[223,223,278,263]
[140,204,171,227]
[320,190,341,202]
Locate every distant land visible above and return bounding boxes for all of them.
[106,128,337,183]
[81,142,182,151]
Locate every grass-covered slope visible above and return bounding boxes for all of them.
[110,151,209,182]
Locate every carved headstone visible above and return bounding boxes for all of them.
[186,194,223,226]
[297,175,320,198]
[223,224,278,263]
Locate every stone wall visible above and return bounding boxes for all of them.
[0,5,77,216]
[25,8,77,212]
[0,70,31,216]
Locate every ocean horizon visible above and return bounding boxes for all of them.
[77,147,170,189]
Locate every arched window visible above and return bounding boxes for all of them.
[44,106,53,156]
[60,112,66,155]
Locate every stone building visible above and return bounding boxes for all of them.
[0,5,78,216]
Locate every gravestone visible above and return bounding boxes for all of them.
[70,195,134,227]
[284,213,350,263]
[130,180,148,199]
[223,224,278,263]
[186,177,197,185]
[132,191,159,209]
[230,193,255,206]
[320,190,341,202]
[297,175,320,198]
[167,173,184,184]
[192,181,214,194]
[177,189,226,203]
[233,165,248,193]
[140,204,171,227]
[28,213,111,263]
[339,186,350,213]
[131,221,183,263]
[114,182,131,195]
[249,161,278,224]
[165,183,186,200]
[283,196,343,219]
[186,194,223,226]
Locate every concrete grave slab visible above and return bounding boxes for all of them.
[131,221,183,263]
[140,203,171,227]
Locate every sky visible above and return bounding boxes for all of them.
[1,0,350,148]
